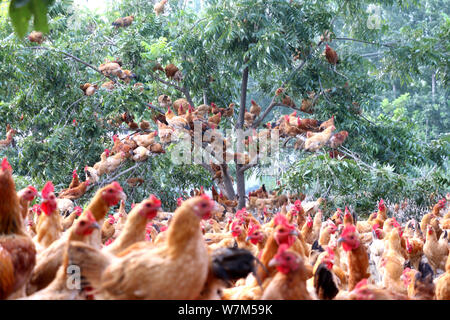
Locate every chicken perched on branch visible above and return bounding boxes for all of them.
[112,15,135,28]
[28,31,44,44]
[0,126,16,149]
[304,125,336,151]
[324,44,339,65]
[0,159,37,300]
[154,0,168,16]
[67,195,214,299]
[165,63,183,81]
[80,83,97,96]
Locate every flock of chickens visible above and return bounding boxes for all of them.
[0,156,449,300]
[5,1,448,301]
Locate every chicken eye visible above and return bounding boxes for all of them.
[109,189,114,193]
[146,204,151,208]
[80,221,86,226]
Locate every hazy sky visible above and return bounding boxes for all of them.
[73,0,109,12]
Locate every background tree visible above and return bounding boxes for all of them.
[0,0,448,216]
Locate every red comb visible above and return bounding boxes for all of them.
[372,223,379,230]
[277,243,290,254]
[1,158,12,171]
[149,194,162,207]
[341,225,356,238]
[111,181,123,192]
[41,181,54,199]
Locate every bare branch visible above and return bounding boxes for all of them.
[334,37,395,48]
[148,72,195,106]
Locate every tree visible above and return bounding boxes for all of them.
[0,0,448,215]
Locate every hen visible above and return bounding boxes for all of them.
[0,159,37,300]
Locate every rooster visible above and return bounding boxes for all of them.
[67,195,214,299]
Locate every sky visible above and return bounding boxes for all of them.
[73,0,109,12]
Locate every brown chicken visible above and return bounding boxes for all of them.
[165,63,183,81]
[0,158,37,299]
[304,125,336,151]
[329,130,349,149]
[80,83,97,96]
[61,206,83,231]
[58,180,90,200]
[104,195,161,255]
[262,244,313,299]
[154,0,168,16]
[28,31,44,43]
[423,226,448,273]
[17,186,39,221]
[112,15,135,28]
[435,254,450,300]
[250,100,262,117]
[338,225,371,291]
[324,44,339,65]
[101,216,116,243]
[0,127,15,149]
[67,195,215,299]
[35,182,63,251]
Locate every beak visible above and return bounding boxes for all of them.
[268,258,278,268]
[337,237,345,244]
[246,236,251,242]
[119,191,127,202]
[290,230,299,237]
[90,222,100,230]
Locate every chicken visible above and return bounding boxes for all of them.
[338,225,370,291]
[380,229,407,294]
[104,195,161,255]
[154,0,168,16]
[208,112,222,126]
[261,244,313,300]
[165,64,182,81]
[249,100,262,117]
[67,195,214,299]
[423,226,448,273]
[324,44,339,65]
[319,115,335,131]
[347,279,408,300]
[61,206,83,231]
[329,130,349,149]
[99,62,123,77]
[421,199,446,235]
[112,15,134,28]
[101,80,115,90]
[158,94,172,109]
[119,69,136,84]
[34,182,63,251]
[28,31,44,43]
[21,213,100,300]
[57,180,90,200]
[157,120,173,144]
[80,83,97,96]
[0,127,15,149]
[17,186,39,222]
[435,254,450,300]
[101,216,116,243]
[132,131,157,148]
[0,158,36,299]
[304,125,336,151]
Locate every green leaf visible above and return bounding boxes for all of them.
[9,0,32,38]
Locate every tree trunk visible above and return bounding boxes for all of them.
[431,70,436,105]
[236,65,249,208]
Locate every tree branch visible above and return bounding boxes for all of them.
[334,37,395,48]
[148,72,194,106]
[252,40,325,128]
[22,46,118,83]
